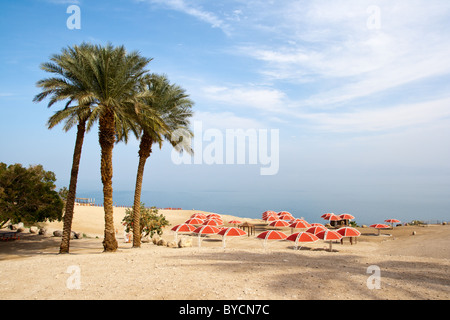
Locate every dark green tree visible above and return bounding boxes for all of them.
[0,163,64,227]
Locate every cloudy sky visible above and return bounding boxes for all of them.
[1,0,450,223]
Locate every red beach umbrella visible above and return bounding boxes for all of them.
[321,213,334,219]
[316,230,343,252]
[306,225,328,234]
[327,215,341,222]
[278,211,292,216]
[207,213,222,219]
[289,220,311,233]
[339,214,355,220]
[218,227,247,248]
[279,214,294,221]
[310,223,324,227]
[385,219,401,228]
[228,220,242,226]
[203,219,222,226]
[171,223,196,242]
[286,232,319,250]
[370,224,390,236]
[269,220,290,228]
[185,218,204,225]
[262,211,277,218]
[193,225,220,247]
[289,220,311,229]
[257,230,288,248]
[337,227,361,237]
[337,227,361,245]
[264,215,279,222]
[191,213,207,219]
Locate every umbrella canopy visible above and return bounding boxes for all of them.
[218,227,247,237]
[191,213,207,219]
[316,230,343,241]
[207,213,222,219]
[286,232,319,249]
[321,213,335,219]
[279,214,294,221]
[327,215,341,222]
[171,223,196,233]
[228,220,242,226]
[310,223,324,227]
[203,219,222,226]
[185,218,204,225]
[193,225,220,247]
[339,213,355,220]
[370,223,390,228]
[337,227,361,237]
[264,215,280,222]
[218,227,247,248]
[171,223,196,242]
[306,225,328,234]
[193,225,220,235]
[262,211,277,218]
[257,230,288,248]
[316,230,343,251]
[370,223,390,235]
[289,220,311,228]
[277,211,292,216]
[385,219,401,227]
[269,220,290,228]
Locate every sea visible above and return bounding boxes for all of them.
[75,188,449,226]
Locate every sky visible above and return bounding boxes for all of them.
[1,0,450,224]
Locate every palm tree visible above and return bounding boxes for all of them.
[35,43,152,252]
[81,43,152,252]
[34,44,95,254]
[129,74,194,248]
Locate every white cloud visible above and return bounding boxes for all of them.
[235,0,450,108]
[144,0,232,35]
[193,111,265,130]
[201,85,287,113]
[295,97,450,133]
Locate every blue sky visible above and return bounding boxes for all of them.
[1,0,450,223]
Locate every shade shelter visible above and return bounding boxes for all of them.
[239,222,255,237]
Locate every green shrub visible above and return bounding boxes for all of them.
[122,203,169,237]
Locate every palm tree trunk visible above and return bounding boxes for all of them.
[99,108,118,252]
[132,132,153,248]
[59,119,86,254]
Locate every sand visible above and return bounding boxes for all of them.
[0,205,449,300]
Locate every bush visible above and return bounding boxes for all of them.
[122,203,169,238]
[0,162,64,227]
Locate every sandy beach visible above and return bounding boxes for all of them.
[0,205,449,300]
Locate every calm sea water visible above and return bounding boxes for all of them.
[75,189,449,226]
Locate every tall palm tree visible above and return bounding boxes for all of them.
[34,44,95,253]
[35,43,152,252]
[129,74,194,248]
[81,43,152,252]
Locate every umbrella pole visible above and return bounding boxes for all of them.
[329,241,332,252]
[198,234,202,247]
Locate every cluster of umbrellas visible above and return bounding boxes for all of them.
[170,210,402,250]
[171,213,247,247]
[257,211,363,251]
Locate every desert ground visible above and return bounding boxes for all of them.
[0,205,449,300]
